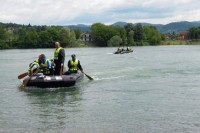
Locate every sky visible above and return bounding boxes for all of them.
[0,0,200,25]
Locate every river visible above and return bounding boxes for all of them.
[1,45,200,133]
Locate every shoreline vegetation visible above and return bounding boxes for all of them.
[161,40,200,45]
[0,22,200,49]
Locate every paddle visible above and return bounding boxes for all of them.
[18,72,28,79]
[82,71,93,80]
[77,67,93,80]
[19,69,40,90]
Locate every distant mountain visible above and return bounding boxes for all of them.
[112,21,127,26]
[1,21,200,33]
[113,21,200,33]
[192,21,200,24]
[158,21,200,33]
[0,22,23,28]
[66,24,91,32]
[66,21,200,33]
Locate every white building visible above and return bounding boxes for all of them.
[80,32,91,42]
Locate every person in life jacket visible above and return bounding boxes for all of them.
[28,54,44,76]
[127,47,132,51]
[117,47,122,52]
[54,42,65,75]
[40,54,53,75]
[64,54,83,75]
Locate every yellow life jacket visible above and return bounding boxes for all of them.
[54,47,62,60]
[28,59,40,74]
[69,59,78,71]
[41,59,51,75]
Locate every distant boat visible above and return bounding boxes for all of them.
[113,48,133,54]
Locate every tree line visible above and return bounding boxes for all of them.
[0,24,82,49]
[91,23,162,47]
[188,26,200,40]
[1,22,200,49]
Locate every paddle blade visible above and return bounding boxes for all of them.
[19,84,25,90]
[84,73,94,80]
[19,69,40,90]
[18,72,28,79]
[19,77,30,90]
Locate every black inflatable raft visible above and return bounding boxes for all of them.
[113,50,133,54]
[24,71,84,88]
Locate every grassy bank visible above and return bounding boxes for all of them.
[161,40,200,45]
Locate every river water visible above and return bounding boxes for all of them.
[1,45,200,133]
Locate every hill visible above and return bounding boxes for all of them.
[67,21,200,33]
[1,21,200,33]
[113,21,200,33]
[158,21,200,33]
[0,22,23,28]
[66,24,91,32]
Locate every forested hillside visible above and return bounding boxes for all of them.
[0,21,200,49]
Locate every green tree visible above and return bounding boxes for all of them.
[15,27,26,48]
[46,26,61,42]
[124,23,134,36]
[69,30,76,46]
[142,26,161,45]
[24,28,39,48]
[127,30,135,46]
[58,28,71,47]
[91,23,110,46]
[38,30,51,48]
[116,26,126,47]
[0,25,7,40]
[58,27,76,47]
[107,35,122,47]
[91,23,126,47]
[134,23,143,42]
[74,29,82,39]
[0,25,10,49]
[189,26,200,40]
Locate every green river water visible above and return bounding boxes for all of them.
[1,45,200,133]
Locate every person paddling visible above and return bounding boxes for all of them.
[19,54,44,90]
[28,54,44,76]
[117,47,122,52]
[127,47,132,51]
[64,54,83,75]
[40,54,53,75]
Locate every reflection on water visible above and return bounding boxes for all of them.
[26,86,81,103]
[24,86,82,131]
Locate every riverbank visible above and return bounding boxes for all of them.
[1,40,200,50]
[87,40,200,47]
[160,40,200,45]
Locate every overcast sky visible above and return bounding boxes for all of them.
[0,0,199,25]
